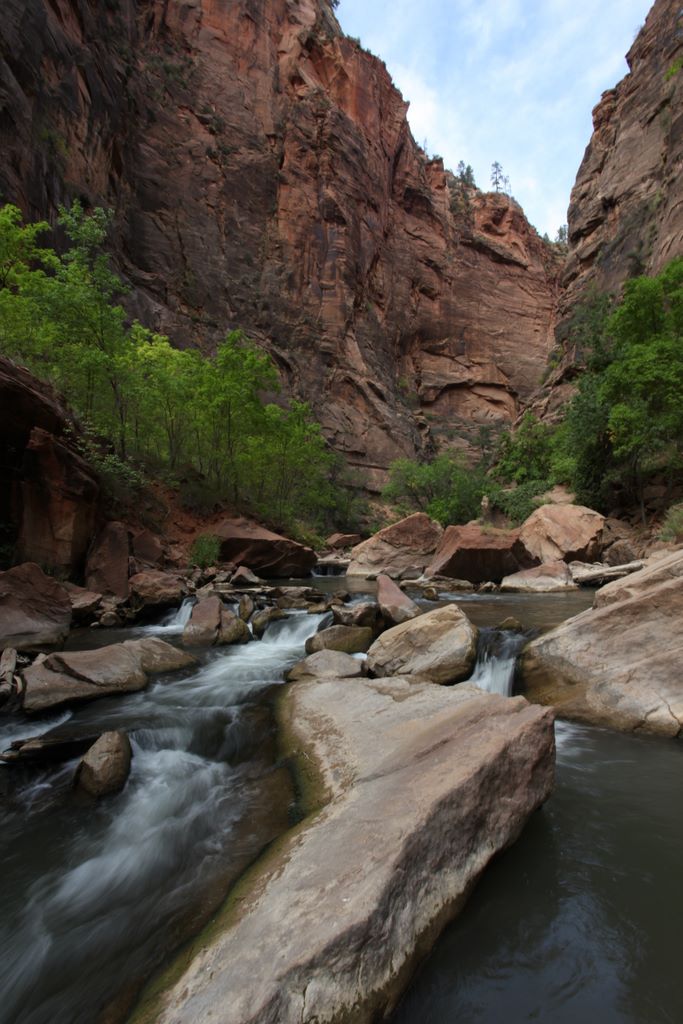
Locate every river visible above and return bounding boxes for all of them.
[1,587,681,1024]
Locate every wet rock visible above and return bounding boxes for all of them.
[518,504,605,565]
[76,731,132,797]
[286,650,366,682]
[145,678,554,1024]
[520,551,683,736]
[183,596,250,646]
[129,570,187,609]
[305,626,374,656]
[427,523,530,584]
[347,514,443,578]
[214,519,316,578]
[98,610,120,628]
[217,610,251,646]
[22,638,196,714]
[2,726,101,765]
[238,594,255,621]
[250,607,286,638]
[85,522,130,599]
[0,562,72,651]
[376,573,420,625]
[367,605,478,684]
[501,561,577,593]
[498,617,524,631]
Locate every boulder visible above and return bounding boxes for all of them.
[231,566,263,586]
[183,596,250,646]
[131,529,164,566]
[238,594,255,621]
[85,522,130,599]
[63,582,103,622]
[76,731,133,797]
[376,573,420,625]
[251,607,286,638]
[367,605,478,684]
[15,427,100,576]
[213,518,316,578]
[518,504,605,564]
[520,552,683,736]
[427,523,530,584]
[347,513,443,578]
[501,561,577,593]
[22,638,196,714]
[332,601,382,631]
[286,650,366,681]
[129,570,187,609]
[0,562,72,651]
[325,532,361,550]
[142,678,554,1024]
[305,625,374,656]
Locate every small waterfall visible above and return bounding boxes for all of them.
[139,596,196,636]
[469,628,528,697]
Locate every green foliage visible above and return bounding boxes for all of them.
[384,453,486,526]
[488,479,548,525]
[0,203,348,535]
[190,534,221,568]
[660,503,683,542]
[665,57,682,81]
[494,412,555,485]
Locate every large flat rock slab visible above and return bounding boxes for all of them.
[0,562,72,651]
[133,678,554,1024]
[520,553,683,736]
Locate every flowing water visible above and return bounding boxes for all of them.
[2,586,681,1024]
[0,610,324,1024]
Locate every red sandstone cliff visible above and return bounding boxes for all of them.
[0,0,560,488]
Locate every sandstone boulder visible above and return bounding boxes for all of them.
[132,529,165,566]
[183,596,250,646]
[231,566,263,586]
[520,553,683,736]
[129,570,187,609]
[22,638,196,714]
[376,573,420,625]
[286,650,366,682]
[76,731,133,797]
[86,522,130,599]
[63,582,103,622]
[140,678,554,1024]
[518,504,605,565]
[15,427,100,577]
[347,514,443,578]
[501,561,577,593]
[0,562,72,651]
[332,601,382,631]
[305,625,374,656]
[213,519,315,578]
[593,548,683,608]
[427,523,529,584]
[251,607,286,638]
[325,533,361,550]
[367,604,478,684]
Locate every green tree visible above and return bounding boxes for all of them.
[384,453,486,526]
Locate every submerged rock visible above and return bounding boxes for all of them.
[367,604,478,684]
[0,562,72,651]
[76,731,132,797]
[22,638,196,714]
[520,551,683,736]
[135,678,554,1024]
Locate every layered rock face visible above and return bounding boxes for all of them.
[545,0,683,398]
[0,0,560,486]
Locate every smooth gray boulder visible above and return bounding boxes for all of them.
[22,638,196,713]
[367,604,478,684]
[133,677,554,1024]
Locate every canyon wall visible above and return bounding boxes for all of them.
[0,0,560,488]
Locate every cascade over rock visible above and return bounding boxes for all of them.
[0,0,560,486]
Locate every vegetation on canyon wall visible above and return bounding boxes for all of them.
[386,257,683,526]
[0,203,358,537]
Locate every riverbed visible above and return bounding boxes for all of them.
[1,587,680,1024]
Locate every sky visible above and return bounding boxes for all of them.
[334,0,654,237]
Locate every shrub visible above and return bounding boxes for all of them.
[190,534,221,568]
[659,504,683,542]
